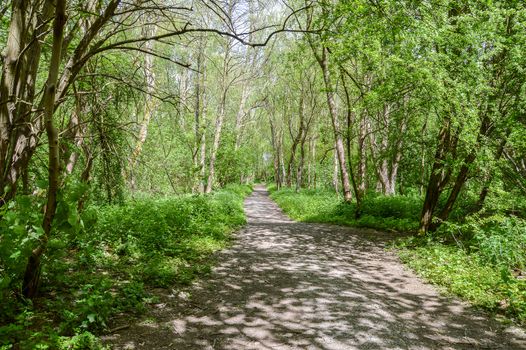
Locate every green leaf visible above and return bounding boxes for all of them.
[87,314,96,323]
[9,251,21,260]
[36,179,48,189]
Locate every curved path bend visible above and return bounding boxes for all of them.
[105,185,526,349]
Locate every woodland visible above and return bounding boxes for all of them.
[0,0,525,348]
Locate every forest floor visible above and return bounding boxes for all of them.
[103,185,526,349]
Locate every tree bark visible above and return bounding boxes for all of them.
[287,95,305,189]
[130,21,158,182]
[316,47,352,202]
[0,0,120,206]
[23,0,67,298]
[474,137,507,211]
[206,35,232,193]
[0,0,55,203]
[432,116,492,227]
[269,116,282,189]
[419,118,456,233]
[333,146,339,193]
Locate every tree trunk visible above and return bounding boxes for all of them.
[206,91,225,193]
[199,132,207,194]
[77,150,94,212]
[0,0,54,203]
[419,118,456,233]
[386,113,408,196]
[433,116,492,227]
[235,84,249,151]
[269,116,281,189]
[432,151,476,228]
[296,132,306,192]
[206,38,231,193]
[234,3,254,152]
[286,98,303,188]
[317,47,352,202]
[130,22,158,177]
[357,113,367,197]
[340,73,362,215]
[192,40,208,194]
[333,146,339,193]
[23,0,67,298]
[474,137,507,211]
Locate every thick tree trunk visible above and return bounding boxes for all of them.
[419,119,456,233]
[0,1,27,182]
[23,0,67,298]
[432,116,492,227]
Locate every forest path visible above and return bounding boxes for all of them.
[104,185,526,350]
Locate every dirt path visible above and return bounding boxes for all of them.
[104,185,526,349]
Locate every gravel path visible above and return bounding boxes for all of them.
[104,185,526,349]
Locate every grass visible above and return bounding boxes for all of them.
[269,186,421,232]
[398,239,526,324]
[0,184,252,349]
[269,185,526,325]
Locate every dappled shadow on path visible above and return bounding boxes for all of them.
[104,186,526,350]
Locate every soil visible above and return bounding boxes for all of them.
[103,185,526,349]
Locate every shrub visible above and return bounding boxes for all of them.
[270,187,421,232]
[0,184,252,348]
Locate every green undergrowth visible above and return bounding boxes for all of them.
[269,185,526,325]
[397,215,526,324]
[269,186,421,232]
[0,184,252,349]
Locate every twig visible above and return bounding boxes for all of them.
[108,324,130,333]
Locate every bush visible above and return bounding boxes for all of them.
[434,214,526,271]
[270,187,421,232]
[398,238,526,323]
[0,184,252,348]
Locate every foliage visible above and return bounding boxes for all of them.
[431,214,526,271]
[398,238,526,324]
[269,187,421,232]
[1,0,526,346]
[0,185,251,348]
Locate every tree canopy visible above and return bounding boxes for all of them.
[1,0,525,347]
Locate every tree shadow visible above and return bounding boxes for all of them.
[103,186,526,350]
